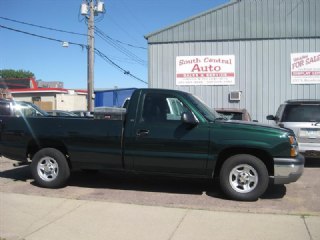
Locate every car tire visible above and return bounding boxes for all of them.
[31,148,70,188]
[219,154,269,201]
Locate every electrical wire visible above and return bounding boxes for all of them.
[108,36,147,50]
[0,24,147,85]
[0,16,87,37]
[0,24,86,48]
[95,26,147,66]
[0,16,147,50]
[95,48,148,85]
[96,26,147,50]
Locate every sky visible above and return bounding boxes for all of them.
[0,0,229,90]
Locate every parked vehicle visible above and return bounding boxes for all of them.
[215,108,254,121]
[267,99,320,158]
[0,89,304,201]
[0,99,48,117]
[47,110,78,117]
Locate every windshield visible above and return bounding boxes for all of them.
[186,93,219,122]
[282,104,320,122]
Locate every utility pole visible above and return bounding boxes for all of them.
[87,0,95,112]
[81,0,105,111]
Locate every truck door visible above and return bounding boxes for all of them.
[126,91,210,176]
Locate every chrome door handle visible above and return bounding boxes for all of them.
[137,129,150,137]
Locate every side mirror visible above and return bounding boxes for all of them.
[266,115,275,121]
[181,112,198,125]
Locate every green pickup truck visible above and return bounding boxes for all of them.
[0,89,304,201]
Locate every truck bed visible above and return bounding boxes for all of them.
[0,116,124,169]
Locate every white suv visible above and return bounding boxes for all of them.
[267,100,320,158]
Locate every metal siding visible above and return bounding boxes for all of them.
[284,0,292,37]
[316,0,320,36]
[279,0,286,38]
[147,0,318,42]
[232,3,240,40]
[204,14,211,40]
[239,0,246,39]
[216,9,223,40]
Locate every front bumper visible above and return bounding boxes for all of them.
[272,154,305,184]
[298,142,320,158]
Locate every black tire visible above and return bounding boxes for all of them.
[31,148,70,188]
[219,154,269,201]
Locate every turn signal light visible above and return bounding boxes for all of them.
[289,135,299,157]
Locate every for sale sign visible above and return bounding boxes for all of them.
[176,55,235,86]
[291,52,320,84]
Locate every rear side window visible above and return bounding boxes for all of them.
[0,102,11,115]
[282,104,320,122]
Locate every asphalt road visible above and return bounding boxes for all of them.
[0,156,319,216]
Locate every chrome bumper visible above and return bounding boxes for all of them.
[299,143,320,158]
[273,154,305,184]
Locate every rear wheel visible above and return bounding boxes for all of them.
[31,148,70,188]
[219,154,269,201]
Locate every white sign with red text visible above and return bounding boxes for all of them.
[176,55,235,86]
[291,52,320,84]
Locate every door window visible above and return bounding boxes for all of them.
[140,93,188,123]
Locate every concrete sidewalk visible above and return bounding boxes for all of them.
[0,192,319,240]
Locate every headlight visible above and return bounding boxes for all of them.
[289,135,299,157]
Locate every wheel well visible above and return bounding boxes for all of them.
[27,139,71,168]
[214,148,274,178]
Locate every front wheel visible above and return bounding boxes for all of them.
[219,154,269,201]
[31,148,70,188]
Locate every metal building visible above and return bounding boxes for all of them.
[145,0,320,122]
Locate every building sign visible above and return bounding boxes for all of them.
[176,55,235,86]
[291,52,320,84]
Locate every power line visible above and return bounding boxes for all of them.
[95,26,147,66]
[95,48,148,85]
[0,24,86,48]
[0,24,147,85]
[106,34,147,50]
[0,16,87,37]
[95,25,146,50]
[108,36,147,50]
[0,16,147,50]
